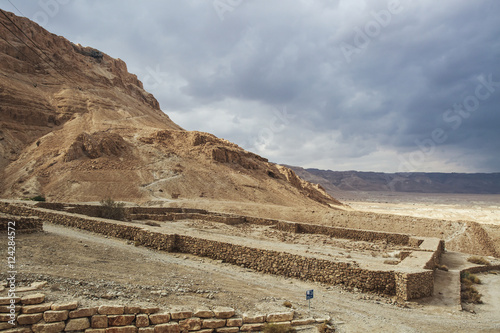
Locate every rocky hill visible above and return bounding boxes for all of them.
[0,10,341,207]
[290,167,500,194]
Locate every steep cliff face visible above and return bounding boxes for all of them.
[0,10,342,208]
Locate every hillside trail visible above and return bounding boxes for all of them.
[4,223,499,333]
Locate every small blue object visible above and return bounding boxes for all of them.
[306,289,314,300]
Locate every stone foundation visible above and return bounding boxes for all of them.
[0,293,312,333]
[0,202,444,300]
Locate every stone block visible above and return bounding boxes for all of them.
[138,328,154,333]
[314,317,331,324]
[65,318,90,331]
[22,303,53,314]
[242,314,265,324]
[0,297,20,305]
[0,313,14,322]
[105,326,138,333]
[193,309,213,318]
[266,312,294,323]
[212,307,234,319]
[69,307,98,318]
[2,328,32,333]
[154,322,180,333]
[179,317,201,331]
[149,313,170,324]
[108,315,135,326]
[16,313,43,325]
[140,308,160,315]
[52,302,78,311]
[21,294,45,305]
[225,318,242,327]
[201,319,226,329]
[169,310,192,320]
[92,315,109,328]
[216,328,239,333]
[240,323,265,331]
[136,314,149,327]
[196,330,214,333]
[98,306,124,315]
[0,304,21,313]
[291,318,315,326]
[32,321,66,333]
[1,322,16,330]
[124,307,141,314]
[44,310,69,323]
[85,329,106,333]
[267,322,292,329]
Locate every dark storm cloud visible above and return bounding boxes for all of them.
[2,0,499,172]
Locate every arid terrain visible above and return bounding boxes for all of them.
[1,9,500,333]
[2,195,500,333]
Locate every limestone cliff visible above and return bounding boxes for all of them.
[0,10,342,208]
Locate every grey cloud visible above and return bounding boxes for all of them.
[3,0,499,172]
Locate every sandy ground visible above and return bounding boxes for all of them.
[2,223,500,333]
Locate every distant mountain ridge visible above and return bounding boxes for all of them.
[289,167,500,194]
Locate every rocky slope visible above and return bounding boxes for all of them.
[290,167,500,194]
[0,10,341,207]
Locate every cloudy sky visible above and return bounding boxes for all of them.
[3,0,500,172]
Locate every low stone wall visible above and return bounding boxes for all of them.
[422,239,446,270]
[34,202,413,245]
[460,264,500,275]
[121,205,411,245]
[0,217,43,234]
[0,203,436,300]
[0,293,310,333]
[175,235,395,294]
[395,271,435,301]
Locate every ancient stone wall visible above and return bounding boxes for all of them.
[0,203,439,300]
[0,217,42,234]
[395,271,435,301]
[0,293,310,333]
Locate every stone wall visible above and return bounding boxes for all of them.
[0,203,438,300]
[395,271,435,301]
[175,235,395,294]
[0,293,311,333]
[0,217,43,234]
[43,203,411,246]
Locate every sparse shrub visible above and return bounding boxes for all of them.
[317,320,335,333]
[263,324,296,333]
[437,264,449,271]
[30,195,46,202]
[461,284,482,304]
[460,271,483,303]
[99,198,126,221]
[467,256,491,266]
[283,300,292,308]
[461,271,481,285]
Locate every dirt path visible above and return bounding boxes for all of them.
[2,224,500,332]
